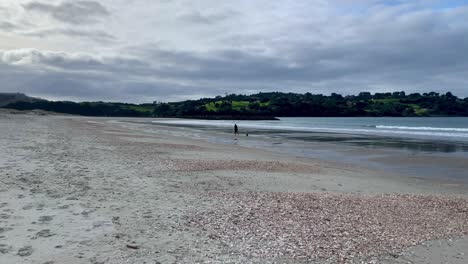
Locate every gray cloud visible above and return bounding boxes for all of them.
[178,10,236,24]
[2,27,468,104]
[0,5,11,18]
[0,2,113,43]
[1,1,468,102]
[23,1,109,25]
[23,28,116,43]
[0,49,103,69]
[0,21,17,32]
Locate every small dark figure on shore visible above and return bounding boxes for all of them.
[234,123,239,135]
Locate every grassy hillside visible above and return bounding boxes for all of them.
[204,100,270,112]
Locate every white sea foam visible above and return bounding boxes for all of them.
[152,118,468,140]
[376,125,468,132]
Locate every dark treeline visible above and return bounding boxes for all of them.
[4,91,468,118]
[154,91,468,117]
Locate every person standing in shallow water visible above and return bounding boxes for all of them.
[234,123,239,135]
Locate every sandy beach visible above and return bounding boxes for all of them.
[1,111,468,264]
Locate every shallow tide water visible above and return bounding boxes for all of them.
[153,117,468,142]
[138,117,468,183]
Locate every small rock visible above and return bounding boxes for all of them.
[126,244,139,250]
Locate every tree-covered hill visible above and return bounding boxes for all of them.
[153,91,468,118]
[3,91,468,118]
[3,100,154,117]
[0,93,45,107]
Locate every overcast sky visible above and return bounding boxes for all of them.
[0,0,467,102]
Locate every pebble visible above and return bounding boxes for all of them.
[126,244,139,250]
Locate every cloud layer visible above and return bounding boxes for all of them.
[23,1,109,24]
[0,0,467,102]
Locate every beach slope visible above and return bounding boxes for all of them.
[0,113,467,263]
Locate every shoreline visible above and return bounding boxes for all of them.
[1,113,467,263]
[125,117,468,184]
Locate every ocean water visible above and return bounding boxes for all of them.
[147,117,468,182]
[153,117,468,142]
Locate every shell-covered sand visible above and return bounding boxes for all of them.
[162,159,320,173]
[188,192,468,263]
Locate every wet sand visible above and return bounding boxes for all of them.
[147,119,468,183]
[1,113,467,263]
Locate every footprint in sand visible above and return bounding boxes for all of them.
[0,244,13,254]
[17,245,34,256]
[22,204,34,210]
[0,227,13,234]
[38,215,54,223]
[35,229,55,238]
[0,213,10,219]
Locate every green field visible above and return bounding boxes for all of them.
[371,99,400,103]
[121,105,153,113]
[205,100,269,112]
[408,104,429,115]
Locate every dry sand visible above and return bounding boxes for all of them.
[1,113,467,264]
